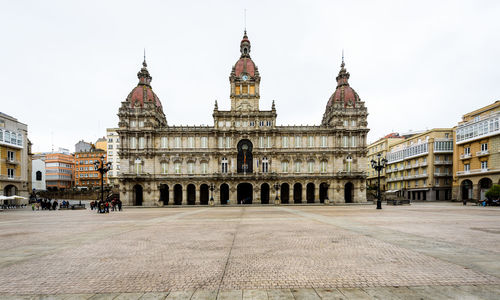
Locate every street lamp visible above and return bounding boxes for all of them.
[371,153,387,210]
[209,183,215,206]
[274,183,280,205]
[94,155,112,207]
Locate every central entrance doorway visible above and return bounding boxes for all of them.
[237,183,253,204]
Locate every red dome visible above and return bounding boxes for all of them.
[235,57,256,77]
[128,85,162,109]
[127,60,163,109]
[326,62,360,108]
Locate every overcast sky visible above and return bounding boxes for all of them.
[1,0,499,153]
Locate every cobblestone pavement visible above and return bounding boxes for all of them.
[0,203,499,299]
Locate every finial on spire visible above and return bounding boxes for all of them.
[143,48,147,67]
[341,49,345,68]
[244,8,247,32]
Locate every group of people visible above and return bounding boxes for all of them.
[90,199,122,213]
[32,198,58,210]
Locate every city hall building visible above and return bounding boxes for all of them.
[115,32,369,206]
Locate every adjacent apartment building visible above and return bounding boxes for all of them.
[453,101,500,201]
[74,147,108,189]
[386,129,453,201]
[106,128,120,186]
[0,112,31,199]
[366,133,405,193]
[45,148,75,190]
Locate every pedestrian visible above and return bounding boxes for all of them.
[52,200,58,211]
[31,203,35,211]
[463,199,467,206]
[118,200,122,211]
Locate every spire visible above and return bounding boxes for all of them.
[137,52,152,86]
[240,30,251,58]
[336,54,350,87]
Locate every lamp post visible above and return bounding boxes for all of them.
[94,155,112,206]
[209,183,215,206]
[274,183,280,205]
[371,153,387,210]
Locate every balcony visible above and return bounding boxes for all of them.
[5,159,20,165]
[434,172,451,177]
[476,150,489,157]
[405,165,412,170]
[456,168,498,176]
[412,163,419,168]
[460,153,471,160]
[434,160,452,165]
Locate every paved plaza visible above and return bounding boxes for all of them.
[0,203,499,299]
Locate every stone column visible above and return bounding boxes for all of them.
[169,188,174,205]
[328,185,335,203]
[302,183,307,203]
[184,186,189,205]
[229,186,236,205]
[254,186,261,204]
[214,186,220,205]
[314,183,320,203]
[195,185,200,205]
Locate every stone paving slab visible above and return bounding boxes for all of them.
[1,286,500,299]
[0,204,499,298]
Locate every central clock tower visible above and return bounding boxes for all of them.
[229,31,261,111]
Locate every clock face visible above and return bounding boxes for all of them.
[242,75,248,81]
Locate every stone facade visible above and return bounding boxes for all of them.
[115,32,369,206]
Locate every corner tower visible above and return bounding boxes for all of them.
[229,31,261,111]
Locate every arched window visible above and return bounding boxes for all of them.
[134,158,142,174]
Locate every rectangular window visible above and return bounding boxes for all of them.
[130,137,137,149]
[8,168,14,178]
[481,161,488,170]
[343,136,348,147]
[188,162,194,174]
[308,161,314,173]
[175,137,181,148]
[281,161,288,173]
[218,137,224,148]
[321,136,327,147]
[139,120,144,127]
[308,136,314,147]
[7,151,14,161]
[351,136,357,147]
[259,136,264,148]
[481,143,488,152]
[464,147,470,155]
[295,136,301,148]
[161,162,168,174]
[201,137,208,148]
[321,161,327,173]
[175,162,181,174]
[294,161,301,173]
[266,136,271,148]
[464,163,470,172]
[221,158,228,173]
[201,162,208,174]
[108,144,113,149]
[226,137,231,148]
[161,137,168,149]
[282,136,289,148]
[351,120,356,127]
[435,178,439,185]
[138,137,145,149]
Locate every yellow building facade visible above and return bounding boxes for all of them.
[453,101,500,201]
[0,112,31,202]
[366,134,405,196]
[386,129,453,201]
